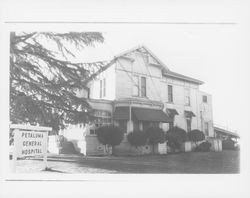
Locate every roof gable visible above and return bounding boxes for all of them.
[85,45,204,85]
[114,45,170,72]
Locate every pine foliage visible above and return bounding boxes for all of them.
[10,32,105,131]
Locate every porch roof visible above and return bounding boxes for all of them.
[113,106,172,123]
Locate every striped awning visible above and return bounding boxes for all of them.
[166,108,179,117]
[113,106,172,123]
[184,110,196,117]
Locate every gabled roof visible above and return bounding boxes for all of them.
[86,45,204,85]
[114,45,170,72]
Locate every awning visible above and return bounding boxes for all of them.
[132,107,172,123]
[113,106,130,120]
[166,108,179,117]
[113,106,172,123]
[184,110,196,117]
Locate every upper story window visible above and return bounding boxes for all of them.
[168,85,173,103]
[202,95,208,103]
[185,88,190,106]
[99,78,106,98]
[132,75,139,96]
[133,75,147,97]
[141,76,146,97]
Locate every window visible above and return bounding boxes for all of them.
[141,77,146,97]
[92,110,112,130]
[99,79,106,98]
[103,78,106,97]
[186,118,191,132]
[99,80,102,98]
[133,120,140,131]
[142,122,150,131]
[169,122,174,130]
[142,121,159,131]
[203,95,208,103]
[185,88,190,106]
[118,120,127,134]
[132,76,139,96]
[204,122,209,136]
[168,85,173,102]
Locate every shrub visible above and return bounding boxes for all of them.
[96,125,124,154]
[195,141,211,152]
[187,129,205,146]
[222,138,236,150]
[145,127,165,153]
[166,126,187,151]
[127,130,148,148]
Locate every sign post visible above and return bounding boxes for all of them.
[10,124,52,173]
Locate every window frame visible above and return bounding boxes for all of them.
[186,118,192,132]
[168,85,173,103]
[99,79,102,98]
[141,76,147,97]
[184,88,191,106]
[204,122,209,136]
[132,75,140,97]
[203,95,208,103]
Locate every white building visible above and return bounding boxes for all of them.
[62,45,214,155]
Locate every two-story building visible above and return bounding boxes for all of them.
[61,45,214,155]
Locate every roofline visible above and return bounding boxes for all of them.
[114,45,170,71]
[163,72,204,85]
[214,126,240,138]
[85,45,204,85]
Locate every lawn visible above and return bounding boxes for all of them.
[11,150,239,174]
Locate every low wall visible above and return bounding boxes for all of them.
[85,135,107,156]
[208,138,222,152]
[48,135,60,154]
[181,141,192,152]
[113,141,154,155]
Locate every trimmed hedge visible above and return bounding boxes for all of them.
[187,129,205,145]
[145,127,165,153]
[96,125,124,152]
[195,141,211,152]
[222,138,236,150]
[127,130,148,148]
[166,126,188,151]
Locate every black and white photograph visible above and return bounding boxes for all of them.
[0,0,250,198]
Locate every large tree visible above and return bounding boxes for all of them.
[10,32,105,131]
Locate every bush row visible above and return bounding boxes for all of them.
[95,125,212,154]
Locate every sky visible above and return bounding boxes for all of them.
[72,24,243,135]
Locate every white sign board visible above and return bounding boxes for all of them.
[14,130,48,157]
[10,124,52,172]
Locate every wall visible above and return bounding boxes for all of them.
[115,52,163,101]
[198,91,214,137]
[161,76,201,132]
[89,64,116,100]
